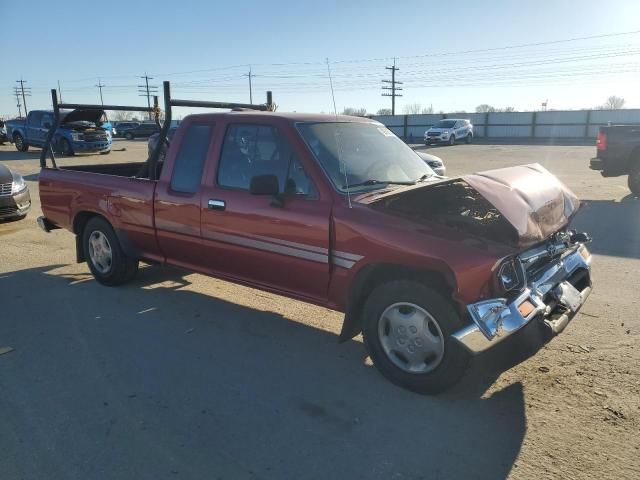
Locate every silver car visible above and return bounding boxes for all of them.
[425,119,473,146]
[415,151,446,176]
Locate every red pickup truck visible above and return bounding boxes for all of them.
[37,90,593,394]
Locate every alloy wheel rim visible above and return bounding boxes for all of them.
[377,302,445,374]
[88,230,113,274]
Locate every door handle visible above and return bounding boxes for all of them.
[208,199,226,210]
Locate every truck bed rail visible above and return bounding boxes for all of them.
[41,81,274,181]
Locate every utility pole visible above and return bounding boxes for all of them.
[16,79,31,116]
[57,80,63,103]
[13,87,23,118]
[138,73,158,121]
[95,78,105,105]
[247,67,253,104]
[381,58,402,115]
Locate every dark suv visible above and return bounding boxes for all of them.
[117,122,160,140]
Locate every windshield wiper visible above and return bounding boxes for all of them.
[344,179,415,189]
[416,173,435,182]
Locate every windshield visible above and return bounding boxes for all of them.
[297,122,434,192]
[433,120,456,129]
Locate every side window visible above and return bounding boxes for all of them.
[286,154,318,199]
[29,112,43,127]
[218,124,288,191]
[218,124,318,198]
[170,123,213,193]
[41,113,53,128]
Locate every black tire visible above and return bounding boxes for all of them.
[82,217,138,286]
[466,133,473,144]
[628,162,640,196]
[14,133,28,152]
[362,280,469,394]
[448,135,455,146]
[125,132,134,140]
[60,138,74,156]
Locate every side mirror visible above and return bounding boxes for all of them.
[249,174,279,196]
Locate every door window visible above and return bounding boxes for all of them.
[217,123,317,198]
[29,112,43,127]
[170,123,213,193]
[41,113,53,128]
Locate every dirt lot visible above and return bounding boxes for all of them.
[0,139,638,480]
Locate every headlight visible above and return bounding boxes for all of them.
[71,132,83,141]
[497,257,525,293]
[11,173,26,194]
[428,160,443,168]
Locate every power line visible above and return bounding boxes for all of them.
[381,58,402,115]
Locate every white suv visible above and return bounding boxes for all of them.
[424,119,473,146]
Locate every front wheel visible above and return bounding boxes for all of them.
[448,135,455,146]
[362,280,469,394]
[14,133,28,152]
[466,133,473,144]
[59,138,74,156]
[125,132,134,140]
[83,217,138,286]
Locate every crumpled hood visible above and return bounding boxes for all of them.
[358,163,580,248]
[60,108,105,125]
[463,164,580,245]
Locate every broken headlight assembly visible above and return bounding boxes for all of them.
[496,257,525,294]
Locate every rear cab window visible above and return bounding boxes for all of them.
[170,123,214,193]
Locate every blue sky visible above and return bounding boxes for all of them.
[1,0,640,118]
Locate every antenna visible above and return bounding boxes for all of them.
[326,58,351,209]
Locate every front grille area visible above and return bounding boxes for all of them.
[83,131,108,142]
[0,182,12,196]
[427,132,441,137]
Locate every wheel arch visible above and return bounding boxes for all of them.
[339,262,457,343]
[72,210,139,262]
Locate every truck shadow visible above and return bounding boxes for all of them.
[572,195,640,259]
[0,264,528,480]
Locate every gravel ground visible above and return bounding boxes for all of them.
[0,139,638,480]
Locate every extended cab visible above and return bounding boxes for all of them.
[37,97,593,394]
[590,125,640,195]
[6,109,112,156]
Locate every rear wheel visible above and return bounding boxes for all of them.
[83,217,138,286]
[125,132,134,140]
[362,280,469,394]
[466,133,473,144]
[13,133,28,152]
[628,162,640,196]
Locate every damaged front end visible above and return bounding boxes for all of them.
[453,231,592,353]
[362,163,592,353]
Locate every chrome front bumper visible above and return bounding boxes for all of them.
[453,244,592,354]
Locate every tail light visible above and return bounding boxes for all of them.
[597,131,607,151]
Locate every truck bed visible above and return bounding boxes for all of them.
[60,161,147,178]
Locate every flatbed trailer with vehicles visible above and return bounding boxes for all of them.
[36,82,593,393]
